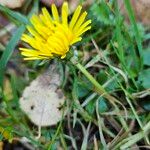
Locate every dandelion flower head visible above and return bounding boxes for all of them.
[20,2,91,60]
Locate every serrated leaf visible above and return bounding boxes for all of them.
[90,2,112,25]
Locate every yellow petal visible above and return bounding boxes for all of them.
[24,56,48,60]
[77,26,91,37]
[55,31,69,50]
[30,15,43,27]
[20,48,52,57]
[62,2,68,26]
[69,5,82,29]
[61,54,66,59]
[21,34,32,42]
[52,4,59,22]
[71,37,82,45]
[23,57,39,60]
[73,11,87,32]
[47,36,65,51]
[21,35,38,49]
[41,8,54,28]
[75,20,91,36]
[20,2,91,61]
[33,25,50,39]
[42,8,52,22]
[26,26,40,38]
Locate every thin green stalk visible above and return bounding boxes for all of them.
[120,121,150,149]
[111,41,138,89]
[71,70,116,138]
[125,91,149,144]
[75,62,106,94]
[96,99,107,149]
[60,133,68,150]
[124,0,143,68]
[126,97,142,128]
[47,102,66,149]
[47,121,62,150]
[114,0,125,63]
[71,59,129,132]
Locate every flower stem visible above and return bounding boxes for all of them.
[71,60,129,131]
[73,61,114,103]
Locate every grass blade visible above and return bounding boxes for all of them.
[0,4,29,24]
[124,0,143,69]
[0,25,25,87]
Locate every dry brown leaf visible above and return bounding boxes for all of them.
[19,64,66,126]
[0,142,3,150]
[0,0,25,9]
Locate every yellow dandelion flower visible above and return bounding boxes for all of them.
[19,2,91,60]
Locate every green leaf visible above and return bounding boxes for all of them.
[143,49,150,66]
[0,25,25,87]
[90,2,113,25]
[97,70,108,84]
[98,97,108,113]
[85,97,108,115]
[85,99,95,115]
[77,77,92,98]
[139,99,150,111]
[124,0,143,68]
[0,4,29,24]
[0,126,13,142]
[144,33,150,41]
[138,69,150,89]
[142,102,150,111]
